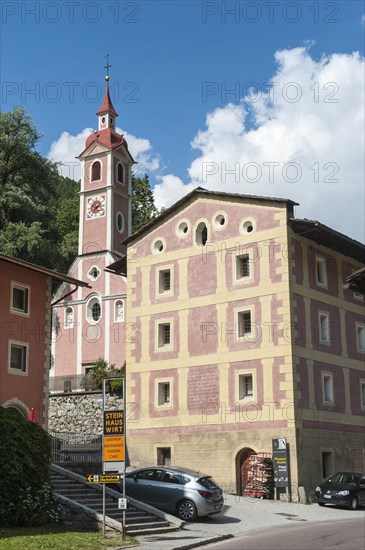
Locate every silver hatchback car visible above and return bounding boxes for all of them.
[124,466,224,520]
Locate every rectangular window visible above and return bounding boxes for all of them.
[158,323,171,348]
[356,324,365,351]
[238,373,253,400]
[158,382,171,406]
[157,447,171,466]
[9,342,28,373]
[322,373,334,403]
[361,381,365,408]
[316,257,328,286]
[237,311,252,338]
[319,312,330,343]
[321,451,333,479]
[159,269,171,293]
[236,254,250,280]
[11,283,30,315]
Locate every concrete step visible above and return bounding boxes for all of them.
[51,469,179,536]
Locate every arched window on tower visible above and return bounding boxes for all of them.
[117,162,124,184]
[91,161,101,181]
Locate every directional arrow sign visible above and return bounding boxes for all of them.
[87,474,123,484]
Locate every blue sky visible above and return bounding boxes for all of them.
[1,1,364,240]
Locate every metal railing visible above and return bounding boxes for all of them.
[50,432,102,463]
[49,374,100,393]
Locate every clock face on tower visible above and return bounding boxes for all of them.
[87,195,106,219]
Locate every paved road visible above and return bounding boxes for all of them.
[137,494,365,550]
[199,518,365,549]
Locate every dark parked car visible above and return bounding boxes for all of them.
[124,466,224,520]
[315,472,365,510]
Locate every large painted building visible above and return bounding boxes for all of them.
[0,253,87,426]
[51,76,134,390]
[123,188,365,500]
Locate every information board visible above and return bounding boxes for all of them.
[272,438,289,488]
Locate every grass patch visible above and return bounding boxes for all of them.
[0,525,137,550]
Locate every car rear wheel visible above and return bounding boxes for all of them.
[348,497,358,510]
[176,499,197,521]
[318,502,325,507]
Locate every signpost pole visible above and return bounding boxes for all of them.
[102,484,105,537]
[102,379,106,537]
[101,376,126,539]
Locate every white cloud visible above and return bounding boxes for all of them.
[47,126,160,181]
[154,46,364,242]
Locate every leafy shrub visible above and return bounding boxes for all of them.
[0,407,63,527]
[89,358,124,394]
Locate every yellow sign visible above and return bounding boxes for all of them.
[103,435,125,462]
[87,474,123,484]
[103,410,124,435]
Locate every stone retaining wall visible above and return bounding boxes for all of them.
[48,392,123,435]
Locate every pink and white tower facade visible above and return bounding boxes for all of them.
[51,75,135,390]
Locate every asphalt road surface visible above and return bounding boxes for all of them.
[201,518,365,550]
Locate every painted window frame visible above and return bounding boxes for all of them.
[152,238,166,255]
[315,256,328,287]
[10,281,30,317]
[212,210,228,231]
[360,379,365,409]
[156,379,172,408]
[237,372,254,401]
[176,219,191,238]
[356,323,365,352]
[240,218,255,236]
[157,267,173,296]
[195,220,209,248]
[234,252,252,283]
[156,320,172,351]
[236,308,254,340]
[318,311,331,344]
[8,340,29,375]
[321,372,334,404]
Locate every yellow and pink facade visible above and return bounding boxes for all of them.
[124,188,365,500]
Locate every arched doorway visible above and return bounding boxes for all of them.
[4,405,27,419]
[235,447,256,495]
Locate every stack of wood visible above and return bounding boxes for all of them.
[241,452,274,498]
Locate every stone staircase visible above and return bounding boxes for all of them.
[51,465,183,536]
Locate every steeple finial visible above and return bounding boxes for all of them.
[104,54,111,81]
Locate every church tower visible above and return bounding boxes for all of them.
[51,69,134,390]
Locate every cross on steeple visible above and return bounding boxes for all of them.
[104,54,112,81]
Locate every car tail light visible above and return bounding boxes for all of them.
[198,490,213,498]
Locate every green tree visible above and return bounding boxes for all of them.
[89,358,124,394]
[131,174,158,233]
[0,107,79,272]
[0,108,159,273]
[0,407,62,526]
